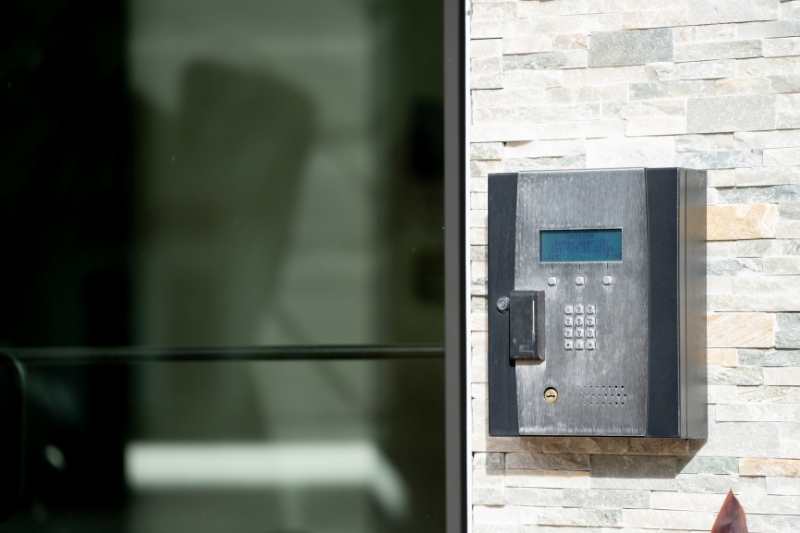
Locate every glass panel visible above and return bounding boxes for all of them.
[2,0,446,532]
[1,351,444,532]
[1,0,443,347]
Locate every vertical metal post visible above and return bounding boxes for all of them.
[444,0,466,531]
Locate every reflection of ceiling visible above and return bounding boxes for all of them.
[126,440,408,517]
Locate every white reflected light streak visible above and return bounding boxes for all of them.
[125,440,408,517]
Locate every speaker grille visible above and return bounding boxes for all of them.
[581,385,627,407]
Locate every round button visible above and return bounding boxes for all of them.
[602,275,613,286]
[575,276,585,286]
[547,277,558,286]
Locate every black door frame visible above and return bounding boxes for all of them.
[444,0,466,532]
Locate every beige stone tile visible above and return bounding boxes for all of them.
[740,458,800,477]
[707,204,779,241]
[707,312,776,348]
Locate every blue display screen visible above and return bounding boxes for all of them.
[540,229,622,262]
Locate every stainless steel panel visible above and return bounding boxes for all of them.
[513,169,649,436]
[684,168,708,439]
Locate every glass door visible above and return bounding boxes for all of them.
[0,0,460,530]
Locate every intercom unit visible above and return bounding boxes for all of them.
[488,168,706,438]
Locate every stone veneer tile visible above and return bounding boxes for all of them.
[777,313,800,348]
[738,349,800,367]
[687,94,775,133]
[740,458,800,477]
[623,509,716,530]
[707,204,779,240]
[716,403,800,422]
[674,40,761,62]
[518,507,621,527]
[561,488,650,509]
[688,0,778,25]
[588,28,673,67]
[764,367,800,386]
[707,348,738,367]
[707,312,775,348]
[680,456,739,475]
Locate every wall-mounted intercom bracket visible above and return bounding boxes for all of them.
[488,168,706,439]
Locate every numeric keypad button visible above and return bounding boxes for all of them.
[564,316,573,326]
[564,327,573,338]
[586,316,595,327]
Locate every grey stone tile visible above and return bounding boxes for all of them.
[687,94,775,133]
[589,28,673,67]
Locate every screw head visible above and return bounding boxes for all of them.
[496,296,510,312]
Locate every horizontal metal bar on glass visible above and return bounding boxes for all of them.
[4,345,444,364]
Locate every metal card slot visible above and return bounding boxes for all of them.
[509,291,545,362]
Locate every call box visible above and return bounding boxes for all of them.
[488,168,707,438]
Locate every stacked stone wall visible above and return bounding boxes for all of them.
[469,1,800,531]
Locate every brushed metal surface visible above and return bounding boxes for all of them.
[684,168,708,439]
[513,169,649,436]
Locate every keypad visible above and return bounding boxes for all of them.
[563,303,597,351]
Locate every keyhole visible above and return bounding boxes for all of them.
[544,387,558,404]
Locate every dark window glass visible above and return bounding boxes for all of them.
[1,1,445,532]
[1,0,443,347]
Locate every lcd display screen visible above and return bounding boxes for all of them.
[540,229,622,262]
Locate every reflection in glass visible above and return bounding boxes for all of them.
[2,0,445,531]
[4,354,444,532]
[1,0,443,348]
